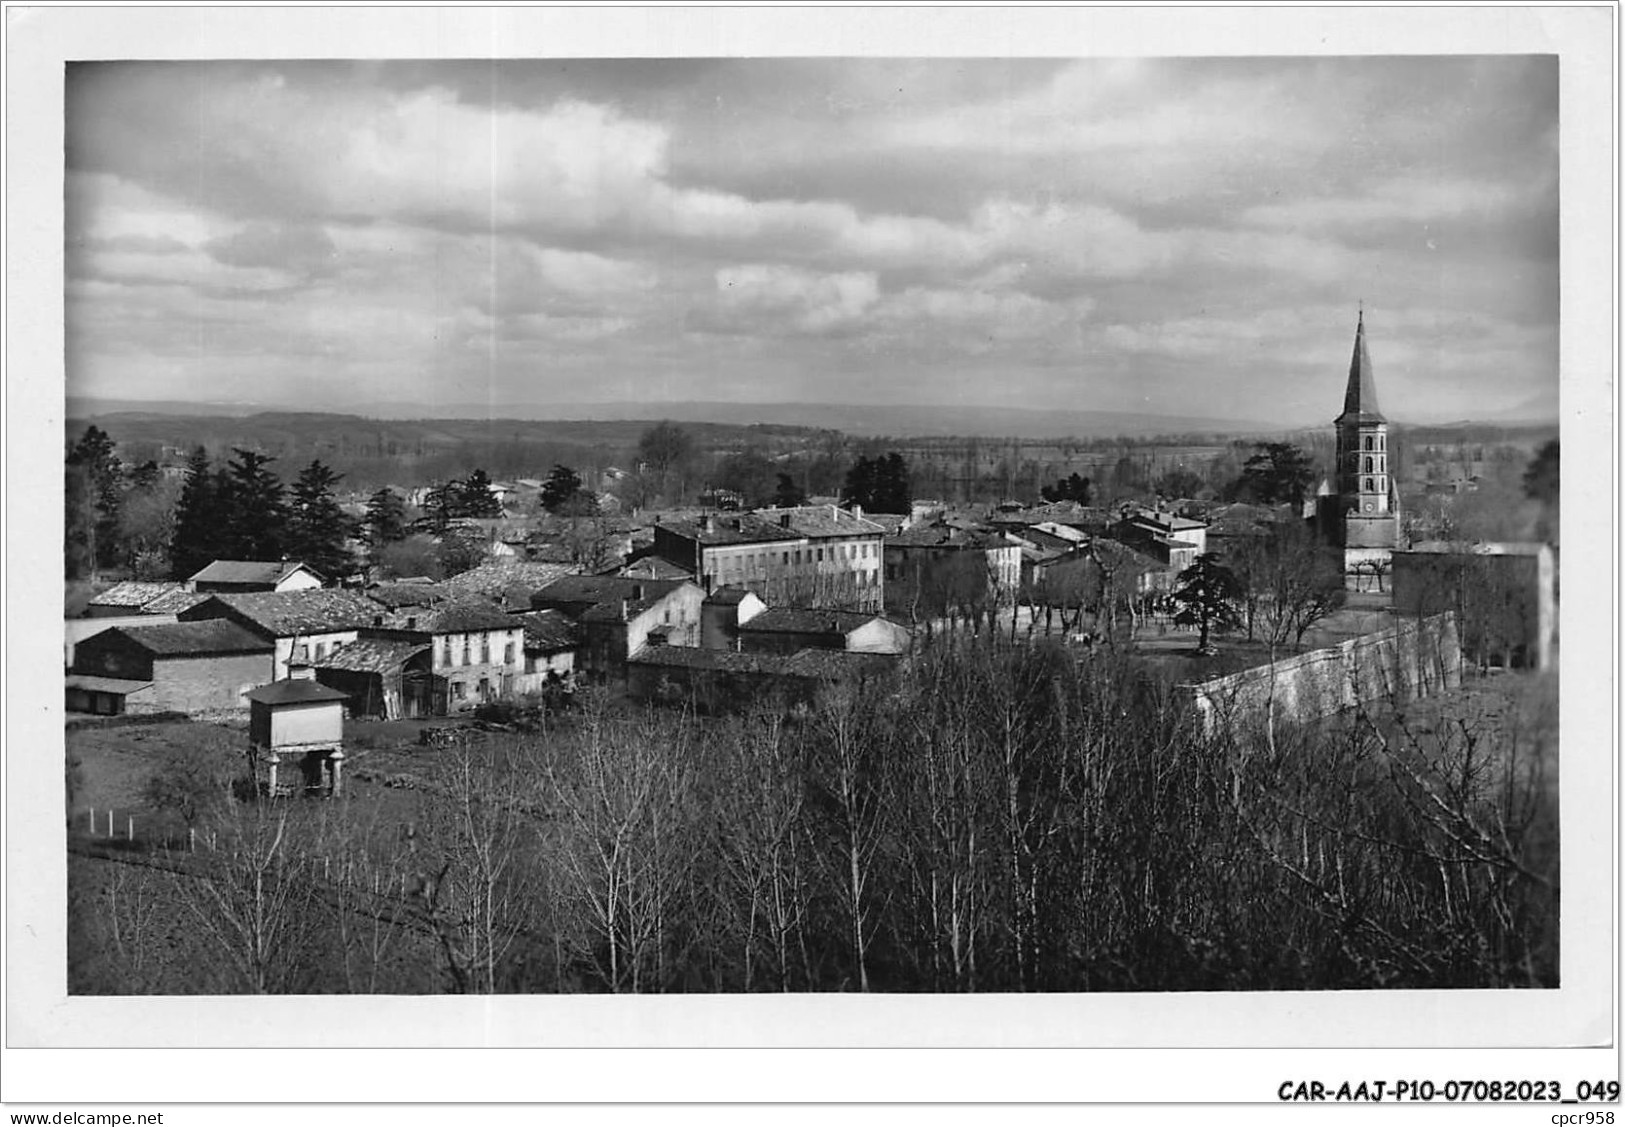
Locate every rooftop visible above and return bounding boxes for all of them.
[513,609,578,651]
[244,678,350,705]
[188,559,322,586]
[738,607,885,636]
[87,580,187,609]
[184,590,380,636]
[310,638,430,674]
[105,619,274,657]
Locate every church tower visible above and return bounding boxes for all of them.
[1333,308,1399,571]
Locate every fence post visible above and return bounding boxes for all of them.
[127,816,134,841]
[88,807,94,834]
[190,827,196,853]
[107,810,113,837]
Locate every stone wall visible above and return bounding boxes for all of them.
[1179,612,1461,738]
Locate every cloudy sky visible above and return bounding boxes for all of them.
[64,56,1558,426]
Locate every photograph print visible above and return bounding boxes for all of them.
[57,51,1566,1006]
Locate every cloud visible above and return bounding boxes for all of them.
[713,264,880,334]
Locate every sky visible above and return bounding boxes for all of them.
[64,56,1559,427]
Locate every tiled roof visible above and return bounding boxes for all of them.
[310,638,430,673]
[364,583,450,609]
[65,674,154,695]
[702,585,755,606]
[534,575,685,609]
[738,607,883,636]
[781,649,900,680]
[244,679,349,705]
[107,619,274,657]
[662,505,884,547]
[887,523,1014,550]
[513,609,578,651]
[619,556,695,581]
[140,588,210,615]
[188,559,320,586]
[442,560,579,599]
[87,580,187,609]
[374,601,519,633]
[185,591,380,636]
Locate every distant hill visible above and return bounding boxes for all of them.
[70,396,1286,440]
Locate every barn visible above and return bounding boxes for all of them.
[69,620,274,714]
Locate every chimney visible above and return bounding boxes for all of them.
[620,598,630,622]
[702,515,714,534]
[853,503,863,520]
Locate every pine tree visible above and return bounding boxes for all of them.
[365,487,409,548]
[65,426,125,574]
[541,464,596,515]
[458,468,504,518]
[222,448,288,560]
[772,473,807,508]
[1171,553,1245,653]
[285,460,354,581]
[170,448,228,579]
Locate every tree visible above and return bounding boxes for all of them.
[1522,439,1558,506]
[1171,553,1245,652]
[169,449,230,580]
[1230,521,1347,647]
[364,487,409,549]
[117,476,183,579]
[284,460,355,580]
[1154,467,1206,501]
[713,448,777,509]
[843,453,912,514]
[376,534,446,581]
[1040,472,1093,505]
[637,421,695,479]
[1240,443,1317,508]
[221,448,287,560]
[65,426,124,576]
[541,464,595,515]
[1523,439,1559,543]
[458,469,504,519]
[637,421,697,504]
[417,481,462,535]
[771,473,806,509]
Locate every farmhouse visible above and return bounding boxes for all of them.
[736,607,910,656]
[179,590,380,680]
[69,619,274,714]
[311,637,435,720]
[188,559,325,594]
[532,575,705,681]
[362,601,527,710]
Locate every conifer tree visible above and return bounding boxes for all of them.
[65,426,125,575]
[222,448,287,560]
[365,487,409,548]
[458,469,504,518]
[285,460,354,581]
[169,448,228,579]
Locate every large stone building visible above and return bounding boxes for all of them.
[651,505,885,611]
[1323,309,1401,572]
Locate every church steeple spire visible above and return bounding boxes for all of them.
[1339,306,1384,424]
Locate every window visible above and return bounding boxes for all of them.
[480,636,490,664]
[817,548,824,563]
[1364,457,1373,473]
[452,681,466,700]
[504,641,516,665]
[315,642,327,660]
[782,552,789,565]
[462,638,471,665]
[1364,478,1374,493]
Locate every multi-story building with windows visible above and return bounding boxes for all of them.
[650,505,885,611]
